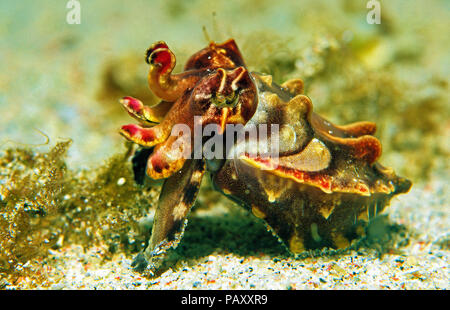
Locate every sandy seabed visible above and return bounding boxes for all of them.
[6,179,448,290]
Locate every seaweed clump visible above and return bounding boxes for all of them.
[58,143,158,255]
[0,141,70,286]
[0,141,158,287]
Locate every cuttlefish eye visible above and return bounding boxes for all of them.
[212,91,239,108]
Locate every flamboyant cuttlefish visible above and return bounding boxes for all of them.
[119,39,412,275]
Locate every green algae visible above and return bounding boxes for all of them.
[0,141,70,284]
[0,141,158,285]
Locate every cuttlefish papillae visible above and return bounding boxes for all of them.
[118,39,412,276]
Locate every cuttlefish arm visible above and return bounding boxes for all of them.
[131,158,206,276]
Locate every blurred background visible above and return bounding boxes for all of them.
[0,0,448,182]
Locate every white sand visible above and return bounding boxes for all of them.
[5,178,448,290]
